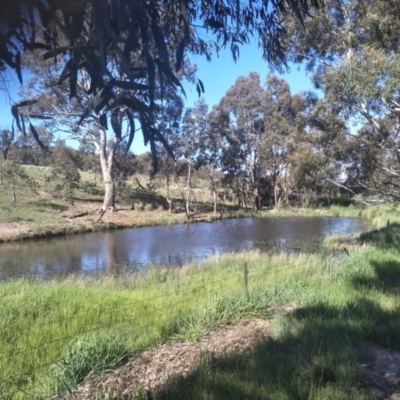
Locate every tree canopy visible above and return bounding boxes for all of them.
[0,0,321,160]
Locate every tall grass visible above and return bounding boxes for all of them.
[258,204,364,219]
[130,246,400,400]
[1,244,400,399]
[359,203,400,227]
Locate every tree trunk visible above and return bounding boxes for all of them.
[185,161,192,217]
[102,168,116,211]
[211,172,217,215]
[274,181,282,211]
[253,186,260,211]
[251,167,260,211]
[236,182,241,208]
[97,126,117,212]
[243,186,248,209]
[166,175,172,213]
[212,186,217,214]
[11,178,16,206]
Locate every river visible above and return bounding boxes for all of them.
[0,216,370,279]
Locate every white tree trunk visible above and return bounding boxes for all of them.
[185,161,192,217]
[166,175,172,213]
[97,126,118,212]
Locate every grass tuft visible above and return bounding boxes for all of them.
[48,333,129,396]
[175,291,274,341]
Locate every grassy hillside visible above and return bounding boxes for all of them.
[0,164,377,243]
[0,165,245,241]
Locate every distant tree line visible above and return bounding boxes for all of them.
[1,0,400,212]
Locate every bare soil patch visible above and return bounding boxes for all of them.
[359,342,400,399]
[0,222,29,241]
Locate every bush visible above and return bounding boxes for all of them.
[144,203,154,211]
[132,202,144,211]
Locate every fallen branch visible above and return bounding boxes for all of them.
[62,211,88,219]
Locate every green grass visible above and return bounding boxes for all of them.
[1,164,374,243]
[258,204,364,219]
[129,246,400,400]
[3,166,400,398]
[1,245,400,399]
[325,205,400,251]
[359,203,400,227]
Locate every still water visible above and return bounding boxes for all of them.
[0,217,370,279]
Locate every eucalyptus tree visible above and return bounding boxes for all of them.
[1,0,322,172]
[0,129,13,161]
[218,72,306,210]
[18,53,141,211]
[219,72,265,210]
[177,98,208,217]
[288,92,347,205]
[153,71,188,213]
[259,74,305,209]
[1,159,29,207]
[208,101,247,208]
[203,105,226,214]
[51,146,81,202]
[19,43,199,213]
[280,0,400,201]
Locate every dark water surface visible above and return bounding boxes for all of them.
[0,217,370,279]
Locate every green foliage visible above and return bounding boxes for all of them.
[51,147,80,201]
[282,0,400,202]
[0,159,30,206]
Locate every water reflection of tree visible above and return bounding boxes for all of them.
[104,232,124,276]
[252,237,325,255]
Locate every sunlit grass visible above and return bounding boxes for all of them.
[132,246,400,400]
[3,167,400,398]
[258,204,364,219]
[1,246,400,398]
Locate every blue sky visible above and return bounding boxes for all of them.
[184,42,314,108]
[0,41,314,154]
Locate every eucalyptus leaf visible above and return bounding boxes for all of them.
[111,109,122,140]
[125,111,135,153]
[99,113,108,130]
[29,123,46,149]
[43,47,70,60]
[17,100,38,108]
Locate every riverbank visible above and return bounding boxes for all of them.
[0,201,379,244]
[2,237,400,399]
[0,202,249,243]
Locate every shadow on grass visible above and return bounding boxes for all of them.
[353,259,400,293]
[28,199,68,212]
[139,265,400,399]
[72,197,103,203]
[359,222,400,249]
[147,300,399,400]
[146,299,392,399]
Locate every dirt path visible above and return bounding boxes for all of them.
[359,342,400,399]
[56,319,272,399]
[53,318,400,399]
